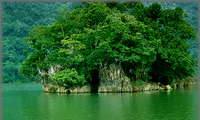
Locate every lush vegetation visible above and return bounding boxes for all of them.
[2,2,198,85]
[143,2,198,60]
[2,2,75,83]
[18,2,197,87]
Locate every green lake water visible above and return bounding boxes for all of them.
[2,83,198,120]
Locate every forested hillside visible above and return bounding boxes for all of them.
[2,1,198,83]
[2,2,76,83]
[143,2,198,59]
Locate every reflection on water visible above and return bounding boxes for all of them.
[2,83,198,120]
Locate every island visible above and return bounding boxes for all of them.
[19,2,198,93]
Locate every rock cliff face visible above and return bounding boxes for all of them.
[40,64,197,93]
[39,65,63,85]
[98,64,133,92]
[41,64,133,93]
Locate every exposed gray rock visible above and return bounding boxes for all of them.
[143,83,151,91]
[184,77,198,86]
[42,84,57,93]
[39,65,64,85]
[122,79,133,92]
[165,85,172,90]
[176,77,198,87]
[39,62,200,93]
[172,83,177,89]
[98,64,133,93]
[150,84,160,90]
[42,84,91,93]
[133,86,140,92]
[70,84,91,93]
[159,87,165,90]
[56,86,66,93]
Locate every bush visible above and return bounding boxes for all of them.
[132,79,145,87]
[49,68,86,87]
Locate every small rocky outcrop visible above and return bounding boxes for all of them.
[42,84,58,93]
[132,82,172,92]
[165,85,172,90]
[69,84,91,93]
[42,84,91,93]
[150,83,160,90]
[143,83,151,91]
[183,77,198,86]
[175,77,198,87]
[40,65,91,93]
[98,64,132,93]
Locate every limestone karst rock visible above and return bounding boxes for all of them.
[98,64,133,93]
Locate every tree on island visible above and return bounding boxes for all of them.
[19,2,197,87]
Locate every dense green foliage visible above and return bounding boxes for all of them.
[2,2,198,84]
[2,2,75,82]
[143,2,198,61]
[49,68,86,87]
[18,2,197,86]
[131,2,198,84]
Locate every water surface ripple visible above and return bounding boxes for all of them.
[2,83,198,120]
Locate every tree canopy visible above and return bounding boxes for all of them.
[2,2,75,83]
[16,2,198,86]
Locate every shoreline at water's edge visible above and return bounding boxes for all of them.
[3,77,198,93]
[41,77,198,93]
